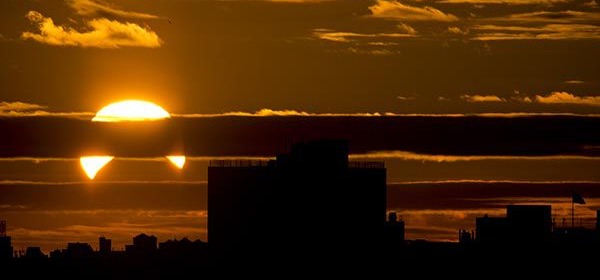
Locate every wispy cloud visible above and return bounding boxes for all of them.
[0,101,46,111]
[67,0,159,19]
[350,150,600,162]
[313,28,415,43]
[461,94,506,102]
[21,11,162,48]
[369,0,458,22]
[0,100,93,118]
[533,91,600,106]
[448,26,469,35]
[502,10,600,23]
[472,24,600,40]
[174,108,395,117]
[439,0,568,4]
[564,80,586,84]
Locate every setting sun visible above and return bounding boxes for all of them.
[80,156,114,179]
[92,100,170,122]
[166,156,186,169]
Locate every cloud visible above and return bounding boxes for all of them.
[439,0,568,4]
[313,29,415,43]
[564,80,586,84]
[472,24,600,40]
[175,108,393,117]
[21,11,162,48]
[461,94,506,102]
[0,101,47,111]
[0,101,93,118]
[397,95,416,101]
[397,23,417,35]
[502,10,600,23]
[534,91,600,106]
[67,0,159,19]
[369,0,458,22]
[350,150,600,162]
[448,26,469,35]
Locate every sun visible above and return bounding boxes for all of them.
[80,156,114,179]
[81,100,185,180]
[92,100,170,122]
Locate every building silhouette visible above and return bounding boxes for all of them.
[125,233,158,255]
[384,212,405,246]
[24,247,45,259]
[65,242,94,258]
[99,236,111,254]
[476,205,552,244]
[0,221,13,259]
[208,140,386,259]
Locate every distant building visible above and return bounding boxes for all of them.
[597,210,600,231]
[0,221,13,259]
[159,238,207,258]
[65,242,94,258]
[506,205,552,242]
[384,212,405,246]
[99,236,112,254]
[458,229,474,244]
[476,205,552,244]
[476,215,510,244]
[24,247,46,259]
[126,233,158,255]
[208,140,386,259]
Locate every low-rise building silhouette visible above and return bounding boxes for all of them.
[476,205,553,244]
[24,247,46,259]
[126,233,158,255]
[384,212,405,246]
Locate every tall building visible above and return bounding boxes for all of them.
[99,236,112,254]
[0,221,13,259]
[208,140,386,259]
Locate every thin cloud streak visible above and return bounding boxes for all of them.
[388,179,600,185]
[351,151,600,162]
[0,180,207,185]
[461,94,506,102]
[67,0,160,19]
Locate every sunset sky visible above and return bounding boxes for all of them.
[0,0,599,251]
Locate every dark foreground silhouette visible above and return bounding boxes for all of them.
[1,140,598,277]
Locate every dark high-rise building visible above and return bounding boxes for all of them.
[596,210,600,231]
[99,236,112,254]
[0,221,12,259]
[208,140,386,259]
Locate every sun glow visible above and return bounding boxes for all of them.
[92,100,170,122]
[80,156,114,179]
[81,100,184,179]
[166,156,186,169]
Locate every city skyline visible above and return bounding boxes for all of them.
[1,0,599,271]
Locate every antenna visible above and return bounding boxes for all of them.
[0,220,6,237]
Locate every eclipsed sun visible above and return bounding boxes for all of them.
[81,100,185,180]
